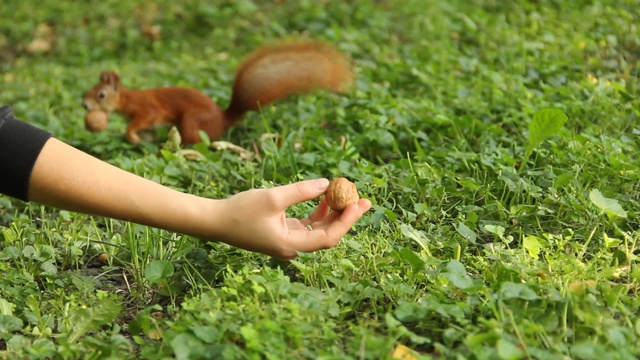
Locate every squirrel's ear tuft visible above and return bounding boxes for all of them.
[99,71,120,87]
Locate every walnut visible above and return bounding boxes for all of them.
[325,178,359,211]
[84,110,108,132]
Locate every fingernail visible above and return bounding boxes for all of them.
[314,178,330,190]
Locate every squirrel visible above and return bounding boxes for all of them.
[82,39,353,144]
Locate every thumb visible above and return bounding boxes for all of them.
[271,178,329,209]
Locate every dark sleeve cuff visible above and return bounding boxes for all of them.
[0,106,53,201]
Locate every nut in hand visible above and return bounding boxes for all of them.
[325,178,359,211]
[85,110,109,132]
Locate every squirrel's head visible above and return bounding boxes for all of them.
[83,71,122,113]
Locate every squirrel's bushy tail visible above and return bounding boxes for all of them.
[223,40,353,123]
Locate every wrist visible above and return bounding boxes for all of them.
[178,195,225,241]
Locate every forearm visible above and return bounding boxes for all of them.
[28,138,221,239]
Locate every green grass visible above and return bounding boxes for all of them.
[1,0,639,358]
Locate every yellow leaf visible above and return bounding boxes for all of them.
[568,280,596,295]
[148,329,163,340]
[392,344,419,360]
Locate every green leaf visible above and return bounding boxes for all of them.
[589,189,627,218]
[397,247,426,273]
[385,313,432,345]
[500,282,539,301]
[571,342,606,359]
[163,163,184,177]
[606,327,627,347]
[457,178,480,191]
[384,208,399,222]
[456,222,477,243]
[160,149,178,161]
[466,331,500,347]
[399,224,432,256]
[603,233,622,248]
[240,325,263,350]
[68,297,121,343]
[497,338,524,360]
[526,108,568,153]
[394,301,428,322]
[523,235,541,258]
[67,309,92,342]
[0,298,16,316]
[197,130,211,146]
[145,260,175,283]
[611,250,628,266]
[40,259,58,275]
[190,325,220,344]
[171,333,205,360]
[6,335,30,350]
[128,305,163,336]
[554,173,575,188]
[29,338,57,359]
[22,245,35,258]
[0,314,23,333]
[484,224,506,238]
[442,260,475,290]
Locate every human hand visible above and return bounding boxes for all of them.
[212,178,372,260]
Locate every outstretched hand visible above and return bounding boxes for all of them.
[25,138,369,260]
[213,178,372,260]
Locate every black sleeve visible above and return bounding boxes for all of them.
[0,106,53,201]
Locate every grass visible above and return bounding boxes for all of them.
[1,0,639,358]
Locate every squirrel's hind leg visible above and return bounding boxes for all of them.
[179,107,226,144]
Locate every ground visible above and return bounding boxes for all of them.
[0,1,639,359]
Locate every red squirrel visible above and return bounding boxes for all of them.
[82,40,353,144]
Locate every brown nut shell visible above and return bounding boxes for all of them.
[325,178,359,211]
[85,110,109,132]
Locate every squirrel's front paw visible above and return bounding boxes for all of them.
[126,132,141,144]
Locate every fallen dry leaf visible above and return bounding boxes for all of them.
[391,344,419,360]
[26,38,53,54]
[180,149,205,161]
[26,23,56,54]
[210,141,255,161]
[142,24,161,42]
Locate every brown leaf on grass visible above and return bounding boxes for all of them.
[210,141,255,161]
[26,39,53,54]
[26,23,56,54]
[180,149,205,161]
[142,24,162,42]
[259,133,282,147]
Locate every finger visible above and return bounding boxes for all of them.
[286,218,309,230]
[301,204,341,228]
[270,178,329,210]
[291,199,372,253]
[309,197,371,228]
[320,200,371,243]
[307,197,331,223]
